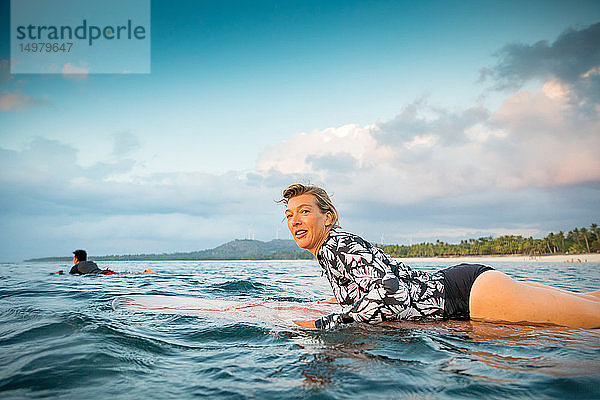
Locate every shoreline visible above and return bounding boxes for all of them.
[22,253,600,263]
[398,253,600,263]
[89,253,600,263]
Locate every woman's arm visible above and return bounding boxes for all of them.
[310,280,410,329]
[303,231,411,329]
[317,297,338,304]
[296,289,408,330]
[315,239,411,328]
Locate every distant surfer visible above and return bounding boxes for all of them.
[70,249,117,275]
[279,183,600,329]
[69,249,154,275]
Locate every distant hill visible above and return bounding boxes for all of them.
[25,239,313,262]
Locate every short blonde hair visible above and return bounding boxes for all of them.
[278,183,340,228]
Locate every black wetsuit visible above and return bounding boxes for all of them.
[314,229,493,329]
[69,260,105,275]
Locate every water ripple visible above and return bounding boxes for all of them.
[0,260,599,399]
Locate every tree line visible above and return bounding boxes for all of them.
[26,223,599,262]
[379,223,600,258]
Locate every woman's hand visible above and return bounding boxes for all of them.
[317,297,338,304]
[294,319,317,329]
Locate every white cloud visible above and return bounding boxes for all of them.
[542,79,571,100]
[490,86,600,187]
[62,62,89,80]
[402,133,438,149]
[464,123,507,143]
[0,90,50,112]
[256,124,394,175]
[256,75,600,208]
[581,66,600,79]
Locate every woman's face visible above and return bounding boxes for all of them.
[286,194,333,256]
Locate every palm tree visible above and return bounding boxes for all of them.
[557,231,565,253]
[591,223,599,242]
[572,228,582,248]
[546,232,555,253]
[580,227,591,253]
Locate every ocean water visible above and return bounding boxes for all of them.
[1,259,599,399]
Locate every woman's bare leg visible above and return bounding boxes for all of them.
[523,281,600,300]
[469,271,600,329]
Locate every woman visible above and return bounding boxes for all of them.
[280,183,600,329]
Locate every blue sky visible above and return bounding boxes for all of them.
[1,0,600,261]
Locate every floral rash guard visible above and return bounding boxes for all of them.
[314,229,446,329]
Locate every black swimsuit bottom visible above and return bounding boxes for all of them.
[440,263,494,319]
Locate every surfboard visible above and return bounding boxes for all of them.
[112,295,340,327]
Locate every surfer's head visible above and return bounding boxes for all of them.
[73,249,87,262]
[279,183,339,255]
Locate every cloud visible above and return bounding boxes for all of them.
[256,23,600,209]
[257,123,393,175]
[306,152,358,173]
[252,34,600,245]
[257,83,600,209]
[62,62,89,80]
[0,136,292,260]
[0,59,52,112]
[112,131,140,158]
[377,100,491,147]
[480,22,600,87]
[0,135,294,216]
[3,82,598,260]
[0,212,270,261]
[2,24,599,261]
[0,90,50,112]
[480,22,600,107]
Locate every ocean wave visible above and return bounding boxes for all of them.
[210,280,268,293]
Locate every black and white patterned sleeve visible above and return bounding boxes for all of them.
[314,232,412,329]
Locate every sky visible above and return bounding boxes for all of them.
[1,0,599,261]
